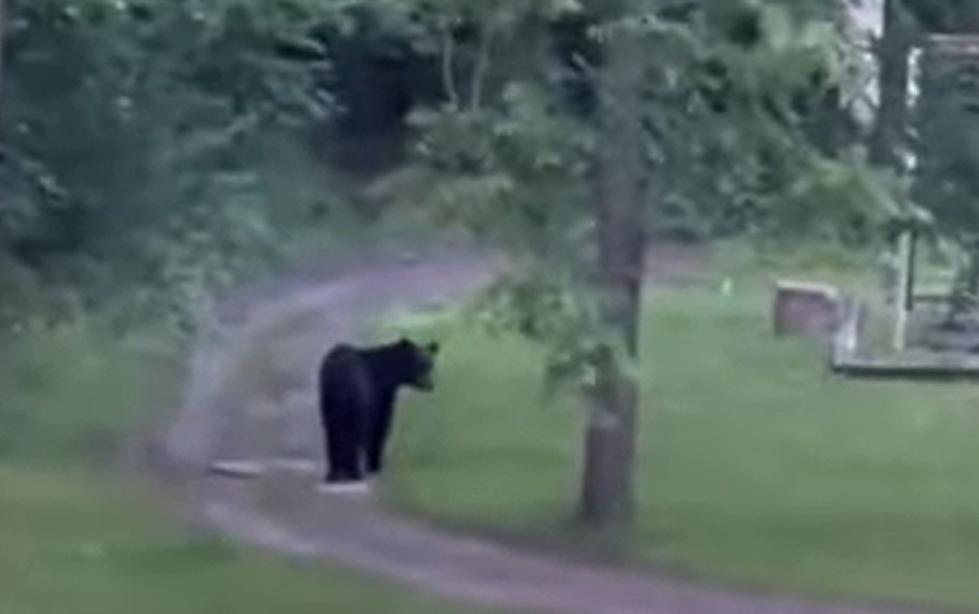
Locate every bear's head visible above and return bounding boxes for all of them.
[394,337,440,391]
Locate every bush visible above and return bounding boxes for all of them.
[0,324,179,463]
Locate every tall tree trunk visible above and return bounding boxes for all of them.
[579,35,647,527]
[870,0,912,170]
[0,0,5,125]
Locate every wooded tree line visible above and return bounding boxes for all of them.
[0,0,338,331]
[4,0,979,527]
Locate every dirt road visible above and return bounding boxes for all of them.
[154,246,934,614]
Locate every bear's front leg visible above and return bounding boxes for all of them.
[366,446,383,476]
[366,396,395,476]
[365,424,385,475]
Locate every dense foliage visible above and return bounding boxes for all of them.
[364,1,901,390]
[0,0,955,337]
[0,0,334,333]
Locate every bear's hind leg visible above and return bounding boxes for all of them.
[318,415,371,495]
[323,410,364,483]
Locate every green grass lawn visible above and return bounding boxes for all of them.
[0,326,506,614]
[380,262,979,611]
[0,464,509,614]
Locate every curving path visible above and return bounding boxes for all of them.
[152,246,937,614]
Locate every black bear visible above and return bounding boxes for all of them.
[317,337,439,491]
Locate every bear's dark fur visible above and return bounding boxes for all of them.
[317,338,439,483]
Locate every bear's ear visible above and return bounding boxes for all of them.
[427,341,440,356]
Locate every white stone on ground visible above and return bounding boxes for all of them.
[315,481,372,496]
[209,459,266,479]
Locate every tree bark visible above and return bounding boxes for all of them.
[0,0,5,125]
[468,9,500,111]
[870,0,912,171]
[578,35,647,528]
[579,143,645,527]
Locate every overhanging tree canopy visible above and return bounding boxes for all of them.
[365,0,894,525]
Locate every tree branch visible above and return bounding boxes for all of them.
[469,9,502,112]
[440,21,460,110]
